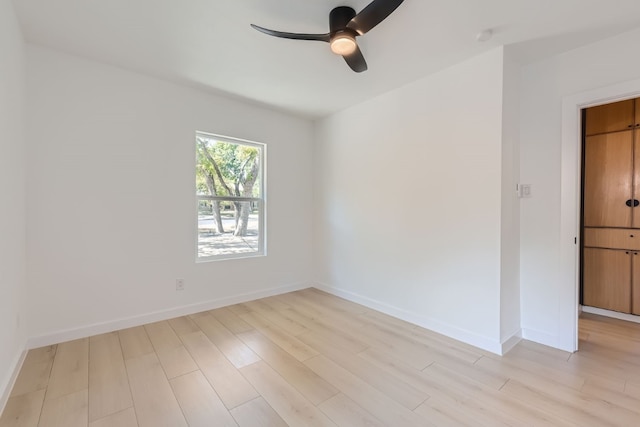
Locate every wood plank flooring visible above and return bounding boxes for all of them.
[2,289,640,426]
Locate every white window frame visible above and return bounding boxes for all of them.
[196,131,266,262]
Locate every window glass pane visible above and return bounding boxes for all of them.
[196,137,261,198]
[197,199,261,258]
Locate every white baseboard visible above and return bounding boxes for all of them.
[501,330,522,354]
[581,305,640,324]
[314,283,504,355]
[27,282,310,349]
[0,346,27,416]
[521,327,574,352]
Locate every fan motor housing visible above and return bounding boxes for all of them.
[330,6,357,33]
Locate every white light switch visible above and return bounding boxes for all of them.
[518,184,532,198]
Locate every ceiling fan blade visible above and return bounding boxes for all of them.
[347,0,404,35]
[250,24,330,42]
[342,45,368,73]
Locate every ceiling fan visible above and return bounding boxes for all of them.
[251,0,405,73]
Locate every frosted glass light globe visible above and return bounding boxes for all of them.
[331,34,357,55]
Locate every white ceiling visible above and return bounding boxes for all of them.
[12,0,640,118]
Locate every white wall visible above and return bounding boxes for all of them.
[0,0,27,407]
[314,48,508,352]
[520,27,640,350]
[500,51,521,347]
[26,46,314,344]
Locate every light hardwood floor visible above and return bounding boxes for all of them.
[2,288,640,426]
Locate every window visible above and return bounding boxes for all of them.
[196,132,265,261]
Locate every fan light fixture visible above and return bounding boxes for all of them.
[331,33,357,55]
[251,0,405,73]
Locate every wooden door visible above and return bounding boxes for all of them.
[584,131,634,227]
[583,248,631,313]
[636,99,640,129]
[633,252,640,315]
[585,99,634,136]
[633,129,640,228]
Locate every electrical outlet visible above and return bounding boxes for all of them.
[176,279,185,291]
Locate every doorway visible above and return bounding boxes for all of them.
[561,79,640,352]
[580,99,640,320]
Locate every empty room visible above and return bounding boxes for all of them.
[2,0,640,426]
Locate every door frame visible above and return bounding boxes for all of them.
[561,78,640,351]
